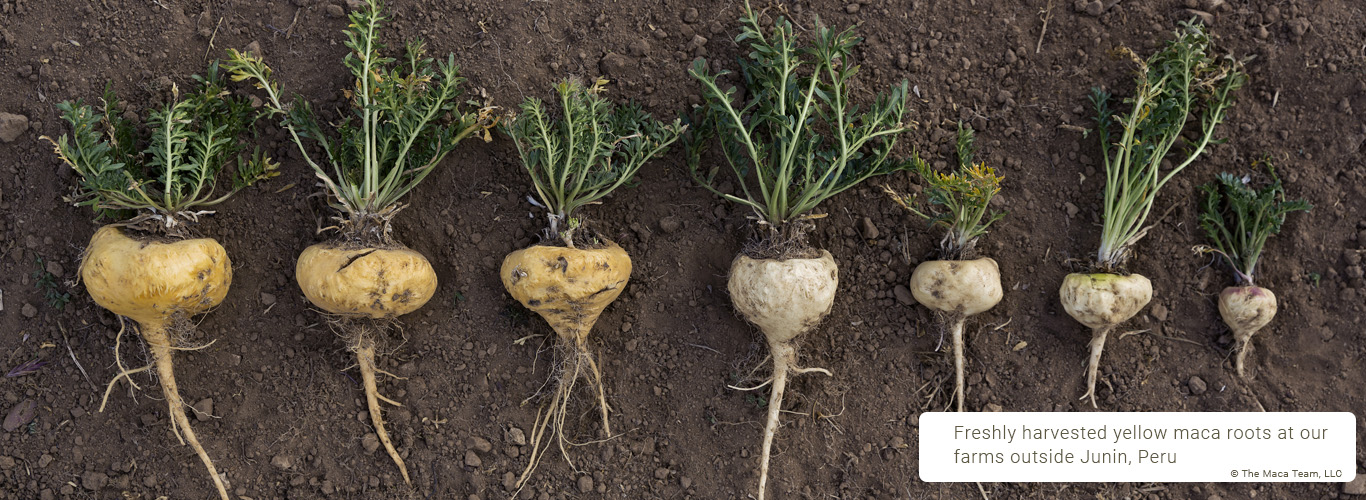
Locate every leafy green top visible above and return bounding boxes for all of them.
[44,63,276,234]
[1090,20,1246,270]
[505,78,682,246]
[685,1,911,243]
[887,123,1005,260]
[224,0,494,242]
[1198,161,1310,286]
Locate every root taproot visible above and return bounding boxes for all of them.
[356,343,410,484]
[514,343,611,496]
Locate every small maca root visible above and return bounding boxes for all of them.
[351,330,411,484]
[514,339,612,495]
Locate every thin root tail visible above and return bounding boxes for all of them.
[755,342,830,500]
[951,317,966,412]
[1233,334,1251,380]
[1081,326,1112,409]
[357,344,411,484]
[147,332,229,500]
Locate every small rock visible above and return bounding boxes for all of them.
[680,476,693,489]
[471,436,493,453]
[21,303,36,318]
[271,454,293,470]
[1084,0,1104,16]
[465,450,482,468]
[893,285,915,306]
[362,433,379,453]
[38,454,53,468]
[507,427,527,446]
[81,471,108,491]
[1152,303,1169,322]
[1188,376,1207,395]
[1288,17,1310,36]
[577,475,593,493]
[682,8,699,23]
[0,456,13,469]
[654,467,671,480]
[860,217,879,239]
[191,398,213,421]
[0,112,29,142]
[1343,474,1366,495]
[984,403,1004,412]
[629,39,651,58]
[845,3,860,13]
[325,4,345,18]
[45,260,63,277]
[260,293,277,306]
[598,53,633,79]
[659,217,681,234]
[345,0,365,10]
[244,40,261,57]
[1064,202,1079,218]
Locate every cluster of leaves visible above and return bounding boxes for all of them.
[505,78,683,244]
[886,123,1004,260]
[1090,20,1246,269]
[1198,160,1310,286]
[44,63,277,231]
[224,0,495,234]
[685,1,910,238]
[31,257,70,311]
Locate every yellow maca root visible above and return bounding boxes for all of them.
[909,258,1003,411]
[1218,285,1277,379]
[727,251,837,500]
[80,225,233,500]
[1059,272,1152,408]
[501,242,630,490]
[296,242,437,484]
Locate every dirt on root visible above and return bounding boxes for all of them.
[1,0,1364,499]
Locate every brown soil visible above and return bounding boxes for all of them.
[1,0,1363,499]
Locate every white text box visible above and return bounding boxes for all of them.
[919,412,1357,482]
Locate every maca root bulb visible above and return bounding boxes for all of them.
[909,258,1003,316]
[727,250,838,500]
[81,226,232,323]
[295,243,437,319]
[909,258,1003,411]
[80,225,233,500]
[501,242,632,342]
[1059,272,1152,407]
[1218,285,1278,379]
[727,251,838,344]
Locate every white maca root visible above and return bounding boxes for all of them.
[1059,272,1152,408]
[909,258,1003,411]
[727,250,837,500]
[1218,285,1277,379]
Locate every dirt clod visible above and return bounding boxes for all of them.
[0,112,28,142]
[577,475,593,493]
[464,450,482,468]
[271,454,293,470]
[362,433,380,453]
[192,398,213,422]
[81,471,107,491]
[1188,376,1207,395]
